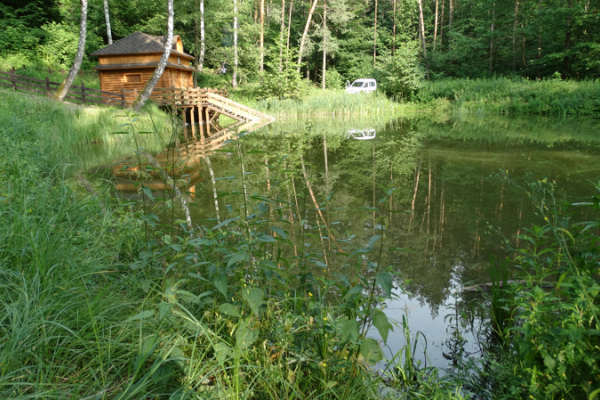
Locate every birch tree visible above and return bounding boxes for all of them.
[233,0,239,88]
[297,0,319,73]
[373,0,378,67]
[199,0,205,72]
[260,0,265,73]
[322,0,327,89]
[417,0,430,79]
[103,0,112,44]
[54,0,87,101]
[279,0,286,72]
[132,0,173,111]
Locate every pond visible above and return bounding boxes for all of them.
[107,112,600,371]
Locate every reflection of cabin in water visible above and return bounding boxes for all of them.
[91,31,195,95]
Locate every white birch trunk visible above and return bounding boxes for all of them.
[279,0,286,72]
[104,0,112,44]
[373,0,377,67]
[433,0,439,51]
[205,156,221,222]
[260,0,265,73]
[322,0,326,89]
[417,0,430,79]
[132,0,174,111]
[297,0,319,73]
[55,0,87,101]
[200,0,205,72]
[233,0,239,88]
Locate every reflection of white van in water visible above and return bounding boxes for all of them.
[345,79,377,94]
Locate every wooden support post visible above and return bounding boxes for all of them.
[133,88,138,104]
[199,106,205,142]
[183,108,189,141]
[205,106,210,136]
[121,88,126,107]
[46,77,51,97]
[81,82,86,103]
[190,104,197,140]
[10,67,16,91]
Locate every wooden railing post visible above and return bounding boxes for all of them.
[10,67,16,91]
[81,82,86,103]
[121,88,126,107]
[46,77,51,97]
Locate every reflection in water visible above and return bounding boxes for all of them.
[106,112,600,369]
[347,128,376,140]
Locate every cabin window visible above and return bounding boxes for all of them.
[125,74,142,83]
[177,57,181,65]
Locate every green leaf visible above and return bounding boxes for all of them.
[368,235,381,248]
[215,343,232,363]
[236,322,259,350]
[360,338,384,365]
[125,310,154,323]
[270,226,288,239]
[243,288,264,316]
[142,186,155,201]
[218,303,240,318]
[339,318,359,342]
[227,251,248,267]
[151,364,174,385]
[376,272,393,298]
[213,275,228,299]
[256,233,276,243]
[372,310,393,345]
[342,285,364,301]
[169,345,185,369]
[212,216,240,230]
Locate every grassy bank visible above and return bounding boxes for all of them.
[0,91,467,398]
[418,77,600,116]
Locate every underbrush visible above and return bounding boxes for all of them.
[418,77,600,116]
[0,91,467,399]
[464,174,600,399]
[231,86,412,118]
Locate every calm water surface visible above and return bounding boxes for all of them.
[109,113,600,370]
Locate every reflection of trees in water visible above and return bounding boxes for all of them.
[185,115,600,319]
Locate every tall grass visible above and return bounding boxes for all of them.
[419,77,600,116]
[0,90,466,399]
[0,89,171,173]
[231,87,410,118]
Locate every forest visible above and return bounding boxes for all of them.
[1,0,600,399]
[2,0,600,91]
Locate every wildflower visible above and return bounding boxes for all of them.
[323,317,327,321]
[322,362,327,367]
[309,292,313,297]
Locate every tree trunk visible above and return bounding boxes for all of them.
[103,0,112,44]
[433,0,439,51]
[297,0,319,73]
[449,0,453,48]
[55,0,87,101]
[199,0,205,72]
[233,0,239,88]
[260,0,265,74]
[322,0,327,89]
[563,0,573,77]
[132,0,173,110]
[417,0,430,79]
[512,0,518,72]
[489,1,495,75]
[373,0,378,67]
[205,156,221,222]
[392,0,397,56]
[440,0,445,48]
[286,0,293,52]
[279,0,286,71]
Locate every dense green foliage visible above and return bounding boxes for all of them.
[0,90,474,399]
[474,175,600,399]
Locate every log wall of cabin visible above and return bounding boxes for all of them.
[99,67,194,95]
[98,54,194,67]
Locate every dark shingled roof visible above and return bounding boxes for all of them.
[93,62,194,71]
[90,31,193,58]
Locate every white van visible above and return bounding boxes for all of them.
[345,79,377,94]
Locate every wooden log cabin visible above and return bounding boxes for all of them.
[91,31,195,99]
